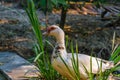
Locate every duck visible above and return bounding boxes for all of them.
[43,25,114,80]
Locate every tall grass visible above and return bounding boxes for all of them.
[109,32,120,77]
[26,0,61,80]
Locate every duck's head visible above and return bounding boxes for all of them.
[43,25,64,38]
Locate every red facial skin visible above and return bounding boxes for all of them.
[47,26,56,33]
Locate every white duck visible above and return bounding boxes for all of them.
[43,25,114,80]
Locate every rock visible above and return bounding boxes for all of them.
[0,52,40,80]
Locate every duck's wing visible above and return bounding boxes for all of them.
[67,53,114,74]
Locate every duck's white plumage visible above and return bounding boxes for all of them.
[43,25,114,80]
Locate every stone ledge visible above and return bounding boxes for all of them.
[0,52,40,80]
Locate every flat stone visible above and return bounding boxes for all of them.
[0,52,40,80]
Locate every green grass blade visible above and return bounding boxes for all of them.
[110,45,120,61]
[99,60,103,80]
[112,32,116,50]
[34,52,44,62]
[65,35,69,48]
[45,40,54,48]
[70,42,80,80]
[59,54,75,79]
[114,56,120,64]
[26,0,44,52]
[89,56,93,80]
[82,63,89,76]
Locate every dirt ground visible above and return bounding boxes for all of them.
[0,3,120,59]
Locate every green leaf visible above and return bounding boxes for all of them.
[51,0,58,5]
[58,0,67,5]
[51,0,67,7]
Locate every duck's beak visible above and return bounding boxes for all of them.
[43,31,49,36]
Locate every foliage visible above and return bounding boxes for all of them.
[34,0,67,12]
[33,0,68,29]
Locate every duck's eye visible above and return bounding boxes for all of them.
[47,27,56,33]
[50,27,56,31]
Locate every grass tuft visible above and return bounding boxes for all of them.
[26,0,61,80]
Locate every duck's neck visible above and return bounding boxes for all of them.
[55,33,66,48]
[54,36,67,59]
[56,39,65,47]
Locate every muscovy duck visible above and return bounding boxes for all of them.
[43,25,114,80]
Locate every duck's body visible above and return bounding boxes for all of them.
[43,25,114,80]
[52,45,113,80]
